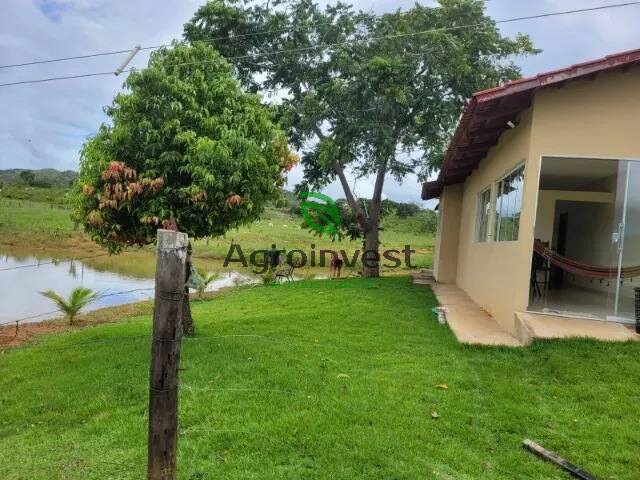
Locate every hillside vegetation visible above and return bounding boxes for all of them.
[0,168,77,187]
[0,182,436,278]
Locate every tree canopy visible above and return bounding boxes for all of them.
[184,0,537,276]
[74,42,297,252]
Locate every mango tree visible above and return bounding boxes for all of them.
[75,42,297,335]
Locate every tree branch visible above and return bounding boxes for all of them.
[312,124,326,141]
[334,164,368,228]
[369,159,388,223]
[311,122,369,230]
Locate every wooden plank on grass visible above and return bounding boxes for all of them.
[523,439,597,480]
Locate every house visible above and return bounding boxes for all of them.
[422,48,640,340]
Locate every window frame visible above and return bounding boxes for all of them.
[475,186,492,243]
[493,163,526,243]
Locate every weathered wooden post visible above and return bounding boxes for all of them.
[147,229,188,480]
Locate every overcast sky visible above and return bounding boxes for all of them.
[1,0,639,207]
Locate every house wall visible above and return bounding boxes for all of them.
[555,200,614,265]
[555,200,618,297]
[534,190,613,245]
[453,109,534,332]
[432,66,640,334]
[433,184,463,283]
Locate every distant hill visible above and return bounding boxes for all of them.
[0,168,78,187]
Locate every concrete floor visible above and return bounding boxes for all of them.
[429,283,523,347]
[413,273,638,345]
[516,311,639,343]
[528,284,636,322]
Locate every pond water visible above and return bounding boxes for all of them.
[0,254,253,325]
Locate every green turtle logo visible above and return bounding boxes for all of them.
[299,192,341,235]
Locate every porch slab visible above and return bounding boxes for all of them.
[515,311,640,344]
[411,270,435,285]
[430,284,522,347]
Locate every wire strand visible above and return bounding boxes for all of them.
[0,252,110,272]
[1,1,639,87]
[0,2,472,71]
[0,333,273,351]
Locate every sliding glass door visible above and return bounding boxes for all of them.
[607,160,640,323]
[530,156,640,322]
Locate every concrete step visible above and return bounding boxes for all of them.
[431,284,522,347]
[515,311,640,344]
[411,270,435,285]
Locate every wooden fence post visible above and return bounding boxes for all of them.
[147,229,188,480]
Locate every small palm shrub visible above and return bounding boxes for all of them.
[261,269,276,285]
[197,270,218,300]
[40,287,97,325]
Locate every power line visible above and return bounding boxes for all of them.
[0,4,435,71]
[0,70,119,87]
[216,1,640,63]
[0,47,155,70]
[1,1,639,87]
[0,0,622,73]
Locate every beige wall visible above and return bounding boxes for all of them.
[534,190,613,244]
[433,66,640,333]
[433,184,463,283]
[454,109,534,332]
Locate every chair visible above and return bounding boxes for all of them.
[530,240,551,298]
[274,259,300,283]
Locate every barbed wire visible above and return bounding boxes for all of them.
[0,333,275,352]
[0,246,215,273]
[0,252,110,272]
[0,280,422,330]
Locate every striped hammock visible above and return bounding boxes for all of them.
[533,239,640,280]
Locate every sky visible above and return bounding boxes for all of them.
[0,0,639,207]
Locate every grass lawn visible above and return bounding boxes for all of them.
[1,277,639,479]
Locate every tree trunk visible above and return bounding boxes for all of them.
[362,225,380,278]
[182,242,195,336]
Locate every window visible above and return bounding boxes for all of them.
[476,188,492,242]
[494,165,525,241]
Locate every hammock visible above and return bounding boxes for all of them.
[533,239,640,280]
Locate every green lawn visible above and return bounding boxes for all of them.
[1,277,639,479]
[0,198,73,236]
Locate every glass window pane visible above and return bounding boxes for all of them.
[476,188,491,242]
[495,165,524,241]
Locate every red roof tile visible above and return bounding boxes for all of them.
[422,48,640,200]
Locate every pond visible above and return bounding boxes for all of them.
[0,254,253,325]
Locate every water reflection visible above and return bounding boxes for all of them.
[1,254,253,324]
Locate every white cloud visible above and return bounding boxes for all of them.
[1,0,639,207]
